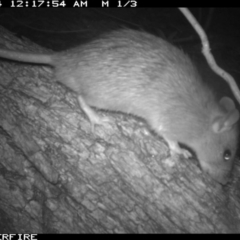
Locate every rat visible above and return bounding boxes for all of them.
[0,29,239,184]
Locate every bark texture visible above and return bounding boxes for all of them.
[0,26,240,233]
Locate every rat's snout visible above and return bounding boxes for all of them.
[202,165,232,185]
[213,173,231,185]
[205,169,231,184]
[198,157,233,184]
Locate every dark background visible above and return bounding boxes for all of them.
[0,8,239,50]
[0,8,240,94]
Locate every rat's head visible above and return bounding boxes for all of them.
[194,97,239,184]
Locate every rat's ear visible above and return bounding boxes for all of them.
[212,108,239,133]
[219,97,236,112]
[212,97,239,133]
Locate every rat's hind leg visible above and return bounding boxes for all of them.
[77,95,110,131]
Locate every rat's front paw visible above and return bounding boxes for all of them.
[179,149,192,159]
[166,139,192,159]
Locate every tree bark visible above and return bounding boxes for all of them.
[0,26,239,233]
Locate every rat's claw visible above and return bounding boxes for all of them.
[181,149,192,159]
[90,115,111,132]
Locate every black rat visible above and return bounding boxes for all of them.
[0,29,239,184]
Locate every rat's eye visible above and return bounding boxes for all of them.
[224,149,232,161]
